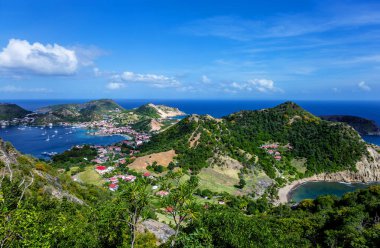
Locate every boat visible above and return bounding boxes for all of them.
[41,151,58,157]
[46,135,50,141]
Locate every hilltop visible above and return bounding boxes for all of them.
[141,101,371,198]
[134,103,185,119]
[321,115,380,135]
[34,99,124,124]
[0,103,31,120]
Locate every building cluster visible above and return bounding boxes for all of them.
[0,113,37,127]
[260,143,282,161]
[107,174,137,191]
[106,172,154,191]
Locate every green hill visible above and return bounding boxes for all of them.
[34,99,124,123]
[141,102,367,180]
[0,103,31,120]
[134,104,161,118]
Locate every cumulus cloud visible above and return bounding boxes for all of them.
[114,71,181,88]
[106,82,125,90]
[201,75,211,83]
[229,79,282,93]
[0,39,78,75]
[0,85,51,93]
[358,81,371,91]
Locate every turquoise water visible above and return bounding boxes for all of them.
[289,181,378,202]
[0,126,126,158]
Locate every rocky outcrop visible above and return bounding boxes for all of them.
[137,219,175,244]
[147,103,185,118]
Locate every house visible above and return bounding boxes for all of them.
[124,175,136,182]
[143,172,151,177]
[95,166,115,175]
[156,190,169,197]
[109,183,119,191]
[95,165,107,173]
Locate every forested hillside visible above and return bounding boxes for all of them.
[141,102,367,179]
[0,104,31,120]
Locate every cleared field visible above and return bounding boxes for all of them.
[291,158,307,173]
[197,167,240,195]
[128,150,176,172]
[76,166,104,186]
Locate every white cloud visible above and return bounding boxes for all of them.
[201,75,211,83]
[0,85,51,93]
[358,81,371,91]
[115,71,181,88]
[229,79,282,93]
[0,39,78,75]
[106,82,125,90]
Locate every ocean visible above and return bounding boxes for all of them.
[1,99,380,156]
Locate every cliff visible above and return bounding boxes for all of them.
[308,145,380,182]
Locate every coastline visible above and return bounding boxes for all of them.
[277,145,380,204]
[277,177,380,205]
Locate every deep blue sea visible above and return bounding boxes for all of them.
[1,99,379,156]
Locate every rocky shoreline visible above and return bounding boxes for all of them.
[277,145,380,204]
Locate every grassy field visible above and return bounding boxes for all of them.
[197,167,240,195]
[76,166,104,186]
[290,158,307,174]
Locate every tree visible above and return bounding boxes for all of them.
[162,176,200,247]
[118,179,152,248]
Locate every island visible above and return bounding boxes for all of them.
[320,115,380,135]
[1,101,380,247]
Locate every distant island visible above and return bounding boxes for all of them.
[320,115,380,136]
[0,99,185,132]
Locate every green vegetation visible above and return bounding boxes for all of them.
[0,137,379,247]
[0,103,31,120]
[0,101,377,247]
[52,145,97,168]
[134,104,161,118]
[180,185,380,247]
[142,102,367,182]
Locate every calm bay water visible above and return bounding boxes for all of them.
[289,182,379,203]
[0,126,125,158]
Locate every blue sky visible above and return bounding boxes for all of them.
[0,0,379,100]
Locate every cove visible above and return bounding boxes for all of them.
[289,181,379,203]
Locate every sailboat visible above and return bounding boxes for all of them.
[46,135,50,141]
